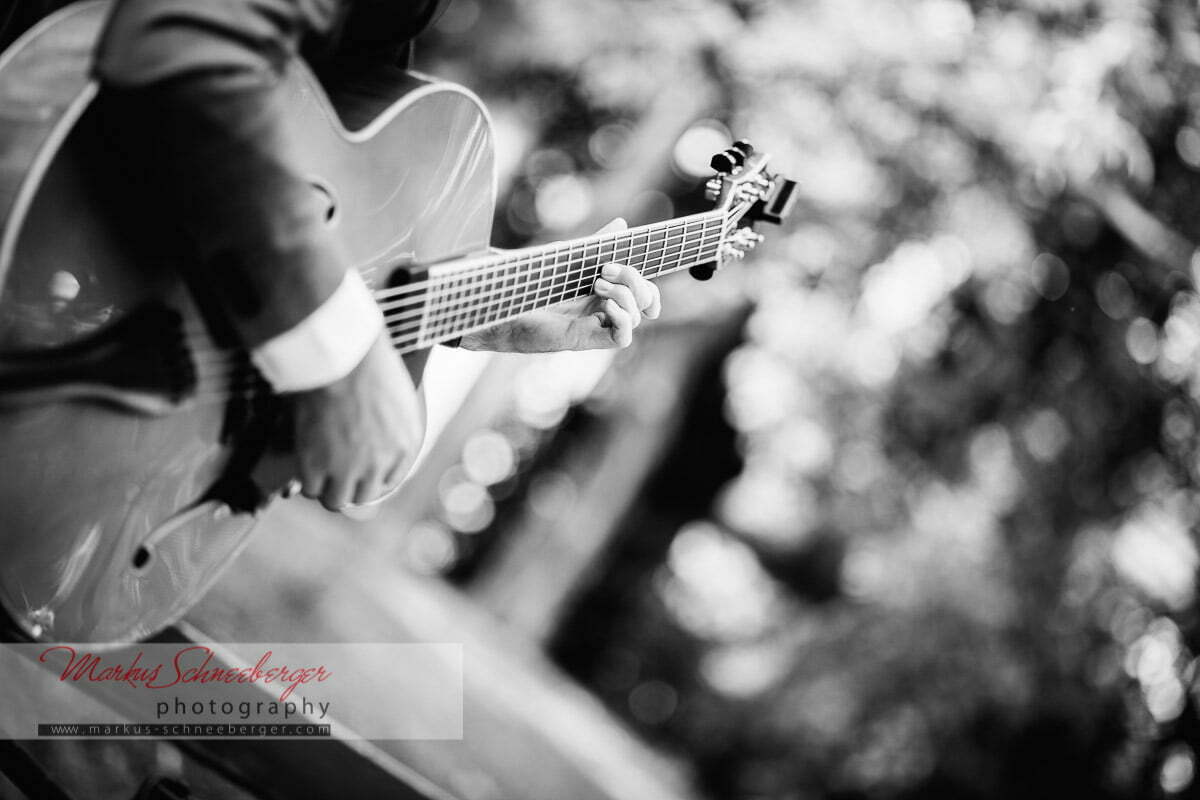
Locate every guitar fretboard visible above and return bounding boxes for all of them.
[379,211,727,352]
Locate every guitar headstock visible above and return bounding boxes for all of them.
[694,140,797,279]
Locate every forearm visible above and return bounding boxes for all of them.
[96,79,347,342]
[93,0,380,389]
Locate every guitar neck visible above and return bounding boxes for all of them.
[379,211,727,353]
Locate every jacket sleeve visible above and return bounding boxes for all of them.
[93,0,384,391]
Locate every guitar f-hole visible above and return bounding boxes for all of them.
[129,501,242,576]
[309,178,339,225]
[132,547,152,570]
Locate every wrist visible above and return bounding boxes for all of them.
[251,269,383,392]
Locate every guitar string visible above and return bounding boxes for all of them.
[381,229,726,336]
[378,232,726,331]
[373,216,722,302]
[182,223,727,366]
[368,214,726,304]
[375,222,725,318]
[182,236,724,396]
[129,151,766,407]
[390,257,721,351]
[188,255,719,403]
[180,212,746,400]
[189,235,725,385]
[182,215,735,363]
[183,234,730,405]
[186,248,727,403]
[187,238,724,393]
[185,227,728,365]
[369,223,725,330]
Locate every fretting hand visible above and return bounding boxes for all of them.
[460,218,662,353]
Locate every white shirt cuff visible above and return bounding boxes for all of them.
[250,269,384,393]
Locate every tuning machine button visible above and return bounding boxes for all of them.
[704,177,724,201]
[732,229,765,249]
[710,151,739,174]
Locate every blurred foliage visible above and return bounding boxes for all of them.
[425,0,1200,798]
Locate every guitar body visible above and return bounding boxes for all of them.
[0,2,495,642]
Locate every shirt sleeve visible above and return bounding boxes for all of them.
[93,0,384,391]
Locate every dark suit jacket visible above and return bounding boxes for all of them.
[67,0,443,352]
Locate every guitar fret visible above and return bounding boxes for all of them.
[481,260,500,327]
[528,247,548,313]
[660,223,681,276]
[432,274,449,343]
[503,258,517,318]
[447,272,464,340]
[458,270,476,335]
[537,249,552,309]
[568,241,589,302]
[549,242,568,305]
[600,237,616,274]
[456,270,474,335]
[468,269,485,330]
[446,272,466,337]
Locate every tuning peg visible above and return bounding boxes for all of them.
[689,263,718,281]
[719,244,747,262]
[710,151,738,174]
[730,140,754,158]
[725,148,746,168]
[704,177,723,201]
[732,229,765,249]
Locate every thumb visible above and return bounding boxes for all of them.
[596,217,628,235]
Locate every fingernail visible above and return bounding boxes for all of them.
[595,278,612,292]
[601,264,621,280]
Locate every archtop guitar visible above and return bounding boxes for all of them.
[0,1,796,642]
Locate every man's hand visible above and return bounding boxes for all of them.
[291,333,423,511]
[461,218,662,353]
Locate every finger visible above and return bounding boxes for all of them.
[594,279,642,328]
[383,455,411,488]
[601,263,658,316]
[352,456,410,507]
[352,471,385,506]
[299,468,326,501]
[596,217,628,235]
[601,298,634,348]
[351,481,403,509]
[320,476,353,512]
